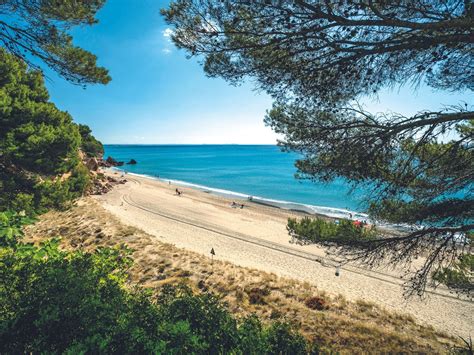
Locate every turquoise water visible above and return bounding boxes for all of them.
[104,145,370,218]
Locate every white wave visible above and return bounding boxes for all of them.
[117,169,372,221]
[109,168,445,234]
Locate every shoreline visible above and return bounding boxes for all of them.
[95,169,473,338]
[110,168,366,219]
[110,167,414,233]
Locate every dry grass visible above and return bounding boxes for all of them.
[24,198,458,354]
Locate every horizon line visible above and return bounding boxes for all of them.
[103,143,279,146]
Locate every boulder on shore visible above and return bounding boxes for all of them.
[126,159,137,165]
[88,174,127,195]
[103,156,124,167]
[105,156,117,165]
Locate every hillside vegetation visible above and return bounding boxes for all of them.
[1,209,311,353]
[0,49,103,214]
[23,199,461,354]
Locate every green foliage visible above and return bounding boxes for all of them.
[0,48,98,214]
[0,216,311,354]
[0,211,34,247]
[34,162,91,212]
[0,48,81,175]
[287,217,376,245]
[157,284,239,353]
[10,193,35,216]
[163,1,471,100]
[433,253,474,295]
[264,321,309,355]
[0,0,110,84]
[236,315,268,354]
[79,124,104,157]
[0,240,135,353]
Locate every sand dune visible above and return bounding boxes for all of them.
[96,171,473,337]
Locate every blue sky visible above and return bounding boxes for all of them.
[44,0,471,145]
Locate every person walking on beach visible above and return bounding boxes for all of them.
[175,188,182,196]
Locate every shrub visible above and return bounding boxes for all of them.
[79,124,104,158]
[10,193,35,216]
[305,296,328,311]
[33,163,90,212]
[248,287,271,305]
[0,210,34,247]
[265,321,309,355]
[287,217,376,244]
[0,235,312,354]
[236,315,268,354]
[433,253,474,295]
[0,208,312,354]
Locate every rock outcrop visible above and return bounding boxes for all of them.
[85,157,99,171]
[99,156,124,167]
[88,174,127,195]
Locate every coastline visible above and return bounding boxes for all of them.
[111,168,370,220]
[111,167,413,233]
[95,168,473,338]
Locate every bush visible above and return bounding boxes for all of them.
[433,253,474,295]
[79,124,104,158]
[236,315,311,355]
[10,193,35,216]
[287,217,376,244]
[0,210,34,247]
[0,233,312,353]
[0,200,312,354]
[265,322,309,355]
[32,163,90,212]
[304,296,328,311]
[248,287,271,305]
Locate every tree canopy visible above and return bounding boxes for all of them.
[163,0,473,296]
[0,48,98,213]
[79,123,104,158]
[0,0,110,85]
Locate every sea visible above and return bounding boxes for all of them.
[104,145,371,220]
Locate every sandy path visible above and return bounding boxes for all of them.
[96,172,473,337]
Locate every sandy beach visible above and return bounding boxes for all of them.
[95,170,473,337]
